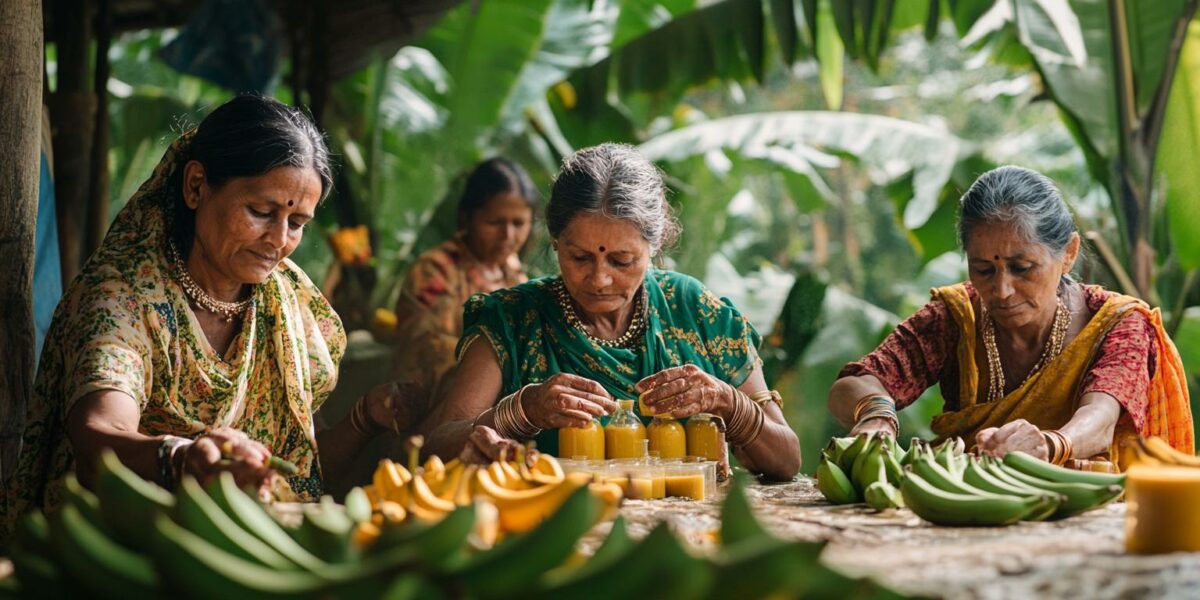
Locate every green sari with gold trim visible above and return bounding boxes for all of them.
[456,270,761,455]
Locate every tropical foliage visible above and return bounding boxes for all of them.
[97,0,1200,473]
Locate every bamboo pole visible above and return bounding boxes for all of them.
[0,0,45,483]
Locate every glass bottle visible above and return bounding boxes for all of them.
[558,417,605,460]
[685,413,723,461]
[605,400,647,460]
[647,416,687,460]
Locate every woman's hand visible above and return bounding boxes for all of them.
[521,373,617,430]
[635,364,732,419]
[851,417,897,439]
[458,425,529,465]
[975,419,1049,460]
[181,427,276,494]
[364,381,428,433]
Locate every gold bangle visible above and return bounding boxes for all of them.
[749,389,783,408]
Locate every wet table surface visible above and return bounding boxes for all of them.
[602,478,1200,600]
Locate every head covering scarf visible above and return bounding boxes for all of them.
[2,131,345,548]
[456,269,761,455]
[929,283,1192,468]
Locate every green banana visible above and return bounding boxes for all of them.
[962,458,1060,521]
[899,472,1053,527]
[61,473,104,530]
[1002,451,1126,487]
[837,433,872,473]
[989,462,1124,519]
[900,438,923,466]
[205,471,327,571]
[150,514,342,599]
[344,486,372,523]
[851,438,888,493]
[534,524,710,600]
[816,459,860,504]
[909,454,995,497]
[882,445,905,485]
[296,496,356,563]
[849,436,880,486]
[933,440,967,478]
[174,476,298,570]
[50,503,161,599]
[822,437,856,466]
[451,484,600,599]
[10,512,68,599]
[95,449,173,550]
[864,480,905,510]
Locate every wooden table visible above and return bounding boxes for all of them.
[606,478,1200,600]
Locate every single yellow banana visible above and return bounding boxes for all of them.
[361,484,382,510]
[423,455,447,488]
[455,465,481,506]
[486,462,510,488]
[474,470,593,532]
[529,454,565,485]
[373,459,407,503]
[410,471,458,513]
[1141,436,1200,467]
[378,501,407,524]
[438,462,468,503]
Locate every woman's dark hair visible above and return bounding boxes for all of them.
[958,165,1076,256]
[458,158,539,227]
[167,94,332,256]
[547,143,679,255]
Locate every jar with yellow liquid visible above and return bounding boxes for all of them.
[605,400,647,460]
[685,412,723,460]
[647,416,686,460]
[558,417,605,460]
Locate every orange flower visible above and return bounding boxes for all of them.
[329,225,372,266]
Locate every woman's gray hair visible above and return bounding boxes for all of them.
[547,143,680,254]
[958,165,1076,256]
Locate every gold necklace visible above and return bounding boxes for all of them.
[167,239,254,322]
[554,278,646,348]
[982,293,1070,403]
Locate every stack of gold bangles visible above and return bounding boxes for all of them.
[494,384,541,440]
[1041,429,1073,465]
[726,388,780,447]
[853,394,899,433]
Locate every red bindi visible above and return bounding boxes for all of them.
[599,245,606,253]
[288,199,295,207]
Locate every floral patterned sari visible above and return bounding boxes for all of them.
[2,132,345,547]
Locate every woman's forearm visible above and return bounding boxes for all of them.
[1059,392,1122,459]
[733,415,801,480]
[423,418,478,461]
[827,375,890,427]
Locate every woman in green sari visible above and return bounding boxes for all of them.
[422,144,800,480]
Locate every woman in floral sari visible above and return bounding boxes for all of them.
[828,166,1193,469]
[392,158,536,402]
[2,96,423,549]
[422,144,801,480]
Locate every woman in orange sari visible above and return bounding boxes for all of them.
[828,166,1192,468]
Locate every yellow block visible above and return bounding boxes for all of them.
[1126,465,1200,554]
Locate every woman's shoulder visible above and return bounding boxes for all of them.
[464,275,557,312]
[651,269,710,302]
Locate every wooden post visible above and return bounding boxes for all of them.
[85,0,111,256]
[0,0,44,483]
[50,0,95,285]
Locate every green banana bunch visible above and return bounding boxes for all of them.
[173,476,297,570]
[295,496,357,563]
[984,456,1123,519]
[851,437,890,492]
[837,433,872,473]
[909,453,994,497]
[822,436,856,466]
[816,456,860,504]
[961,457,1061,521]
[204,471,327,571]
[899,472,1055,527]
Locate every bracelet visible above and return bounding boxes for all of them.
[494,384,541,440]
[853,394,899,434]
[1042,429,1073,466]
[749,389,784,409]
[157,435,192,490]
[725,387,767,447]
[349,395,386,437]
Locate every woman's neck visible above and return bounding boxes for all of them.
[462,233,509,272]
[575,294,638,338]
[185,247,247,303]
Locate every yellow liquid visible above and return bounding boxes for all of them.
[605,421,647,460]
[605,476,654,499]
[686,416,723,460]
[1126,465,1200,553]
[665,474,706,500]
[648,418,686,460]
[650,476,666,499]
[559,420,605,460]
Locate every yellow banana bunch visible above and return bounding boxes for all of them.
[1134,436,1200,467]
